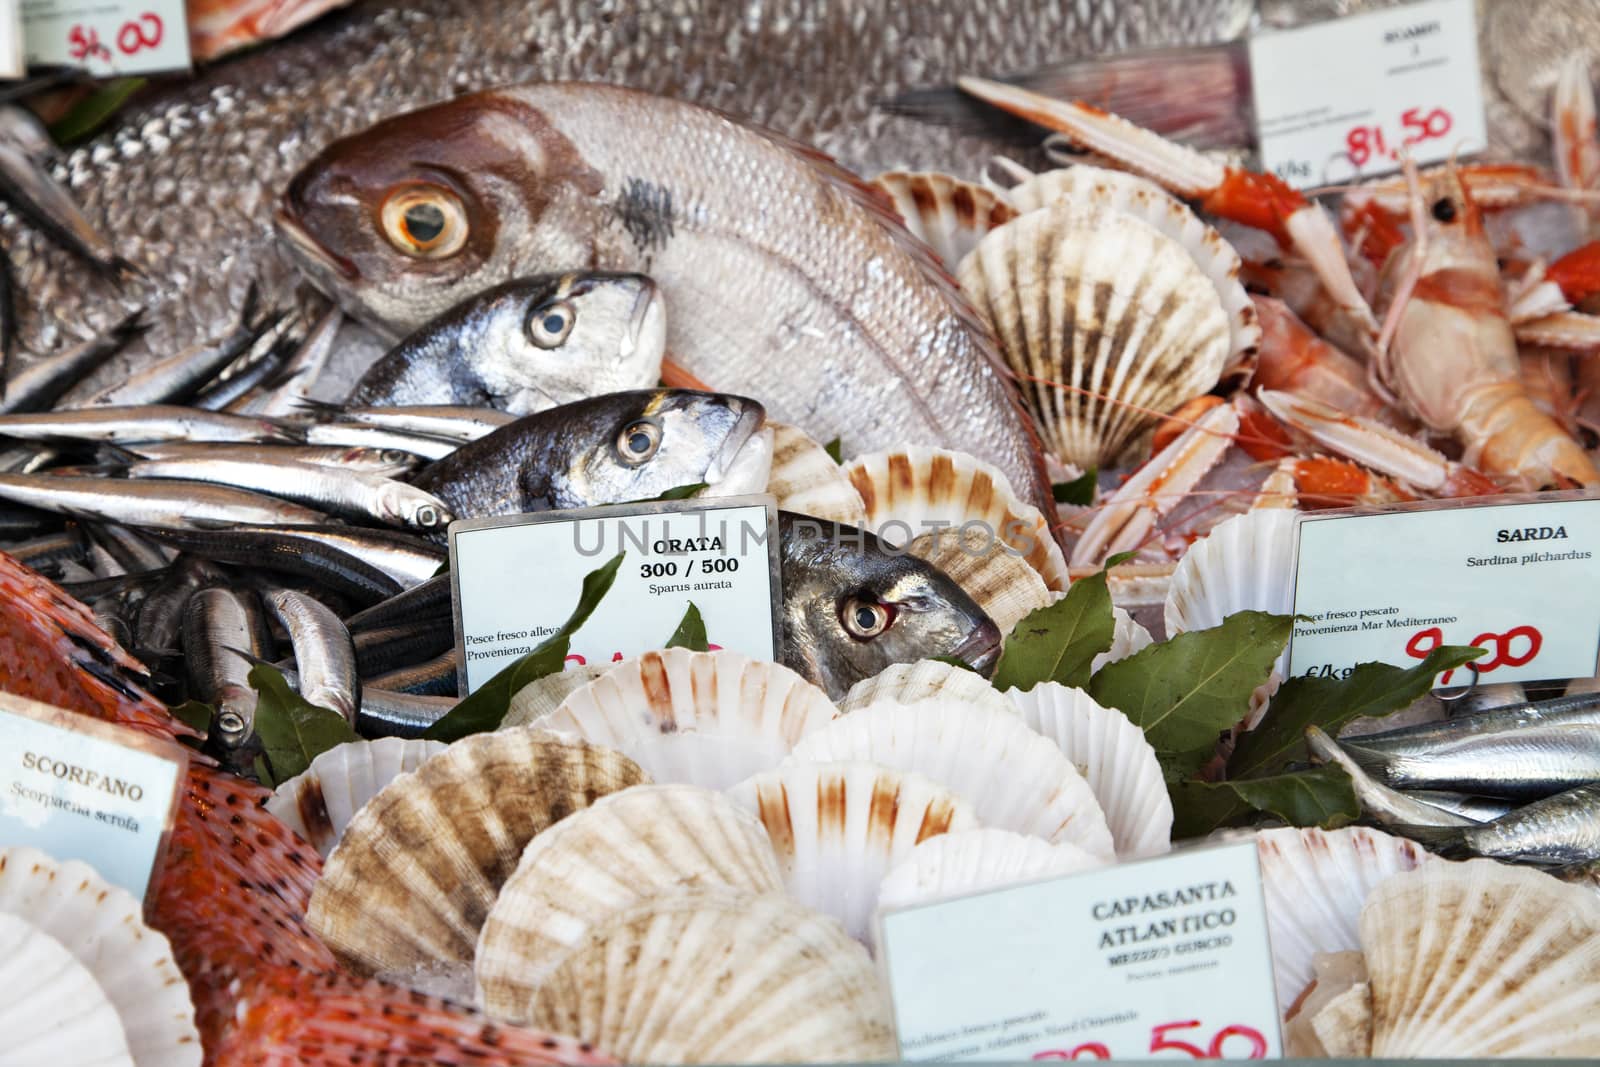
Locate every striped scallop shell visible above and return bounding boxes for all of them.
[838,659,1017,719]
[0,912,132,1067]
[958,204,1230,470]
[906,525,1052,635]
[266,737,447,858]
[501,664,611,729]
[876,828,1105,914]
[1165,508,1297,678]
[765,422,866,525]
[872,170,1019,272]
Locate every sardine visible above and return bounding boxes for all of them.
[778,511,1001,699]
[411,389,773,520]
[0,405,298,444]
[347,272,665,414]
[343,572,451,633]
[1342,725,1600,800]
[136,554,224,652]
[182,586,262,747]
[118,441,417,476]
[264,586,359,724]
[1405,790,1519,824]
[1304,725,1476,828]
[365,649,456,697]
[0,472,328,530]
[1397,784,1600,866]
[303,421,459,459]
[145,526,413,603]
[0,312,143,414]
[278,83,1053,513]
[355,686,454,738]
[351,621,452,678]
[1339,691,1600,756]
[318,404,513,443]
[191,330,292,411]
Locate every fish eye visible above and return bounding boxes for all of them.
[379,184,468,259]
[527,298,577,349]
[1431,197,1458,223]
[616,418,662,463]
[841,595,894,640]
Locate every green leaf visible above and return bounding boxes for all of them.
[170,700,213,737]
[423,553,624,742]
[1089,611,1292,779]
[823,437,844,464]
[431,560,450,578]
[1052,468,1098,505]
[654,482,708,501]
[50,78,147,144]
[1228,645,1485,780]
[252,755,276,790]
[665,602,708,651]
[991,565,1116,691]
[248,664,359,784]
[1171,765,1360,839]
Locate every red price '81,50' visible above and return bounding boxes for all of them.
[1033,1020,1269,1060]
[1345,107,1453,168]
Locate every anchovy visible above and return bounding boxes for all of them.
[1304,726,1476,828]
[264,586,360,724]
[85,523,172,573]
[4,528,86,574]
[330,404,514,442]
[1342,725,1600,800]
[343,572,451,633]
[135,554,224,652]
[1404,790,1518,823]
[118,441,417,476]
[0,472,328,530]
[1340,691,1600,756]
[355,687,455,738]
[351,621,453,678]
[144,527,407,604]
[303,421,460,459]
[182,586,263,747]
[1397,784,1600,866]
[0,405,299,444]
[191,331,293,411]
[0,104,130,276]
[0,313,144,414]
[366,649,456,697]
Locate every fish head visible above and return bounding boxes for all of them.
[276,94,604,340]
[376,481,454,531]
[777,514,1002,699]
[563,389,769,502]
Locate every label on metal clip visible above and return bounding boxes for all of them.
[1289,493,1600,687]
[1248,0,1488,189]
[449,496,783,694]
[23,0,191,76]
[879,839,1282,1061]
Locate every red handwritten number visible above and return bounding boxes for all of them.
[1208,1026,1269,1059]
[1150,1021,1209,1058]
[117,13,163,55]
[1406,624,1543,685]
[1346,107,1453,168]
[67,24,110,62]
[1033,1045,1111,1060]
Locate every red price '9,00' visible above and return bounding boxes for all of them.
[1345,106,1453,168]
[1033,1020,1269,1060]
[1405,624,1542,686]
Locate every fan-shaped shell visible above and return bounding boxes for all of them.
[786,698,1114,858]
[843,446,1069,592]
[0,846,200,1067]
[307,728,649,976]
[538,649,839,789]
[475,785,783,1020]
[523,889,895,1064]
[1165,507,1296,673]
[1093,606,1154,673]
[1004,683,1171,859]
[838,660,1016,719]
[266,738,447,858]
[1005,165,1259,371]
[906,526,1052,634]
[725,761,977,943]
[958,204,1230,470]
[873,170,1018,272]
[0,912,132,1067]
[876,828,1104,914]
[1361,859,1600,1056]
[1254,826,1432,1015]
[502,664,610,729]
[765,422,866,525]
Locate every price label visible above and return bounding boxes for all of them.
[449,496,782,694]
[0,1,23,78]
[0,691,186,906]
[1288,493,1600,687]
[1247,0,1487,188]
[879,840,1281,1061]
[22,0,190,76]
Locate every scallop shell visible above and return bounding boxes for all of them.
[872,169,1018,272]
[1312,981,1374,1059]
[0,912,133,1067]
[538,649,839,790]
[1361,859,1600,1056]
[906,525,1052,634]
[837,659,1016,719]
[0,846,200,1067]
[1254,826,1432,1015]
[266,738,447,858]
[307,728,649,976]
[876,828,1105,915]
[1284,951,1370,1058]
[786,699,1115,858]
[1003,683,1171,859]
[765,422,866,525]
[843,446,1069,592]
[475,785,784,1020]
[957,204,1230,470]
[1164,507,1297,676]
[502,663,610,729]
[1004,165,1259,372]
[725,761,978,943]
[1092,606,1155,673]
[523,889,895,1064]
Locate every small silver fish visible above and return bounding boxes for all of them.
[0,405,298,444]
[1397,784,1600,866]
[1341,691,1600,757]
[0,313,144,414]
[1304,725,1476,828]
[119,442,417,477]
[327,405,514,443]
[264,587,360,725]
[183,586,262,747]
[0,472,328,531]
[234,304,343,417]
[1342,724,1600,800]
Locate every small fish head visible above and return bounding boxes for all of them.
[565,389,767,502]
[378,481,453,530]
[276,93,602,340]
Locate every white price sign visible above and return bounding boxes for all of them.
[879,840,1281,1062]
[1248,0,1487,188]
[449,496,782,694]
[0,1,22,78]
[23,0,190,76]
[1289,493,1600,687]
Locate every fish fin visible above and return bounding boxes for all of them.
[288,395,346,420]
[659,355,713,391]
[1388,823,1473,858]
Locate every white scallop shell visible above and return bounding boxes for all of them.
[1164,507,1297,676]
[786,698,1115,858]
[958,204,1230,470]
[1004,683,1171,860]
[522,890,895,1064]
[538,649,840,789]
[1361,859,1600,1056]
[0,912,133,1067]
[765,422,866,525]
[725,760,978,944]
[876,828,1105,915]
[266,738,448,858]
[1254,825,1432,1015]
[1092,606,1155,673]
[502,663,611,729]
[0,846,200,1067]
[838,660,1016,719]
[906,525,1053,634]
[843,446,1070,592]
[872,169,1019,272]
[474,785,784,1021]
[1005,165,1259,372]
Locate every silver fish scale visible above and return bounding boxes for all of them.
[3,0,1250,387]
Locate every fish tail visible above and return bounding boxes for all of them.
[1389,823,1473,858]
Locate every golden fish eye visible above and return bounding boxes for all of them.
[616,419,662,464]
[842,596,894,639]
[527,298,577,349]
[380,185,468,258]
